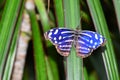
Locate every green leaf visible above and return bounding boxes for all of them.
[29,10,47,80]
[63,0,83,80]
[0,0,23,75]
[87,0,119,80]
[84,67,88,80]
[2,1,25,80]
[34,0,50,32]
[35,0,52,47]
[53,0,64,26]
[113,0,120,30]
[34,0,61,80]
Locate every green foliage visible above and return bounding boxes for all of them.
[0,0,120,80]
[87,0,119,80]
[0,0,24,78]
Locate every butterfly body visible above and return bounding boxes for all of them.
[44,28,106,58]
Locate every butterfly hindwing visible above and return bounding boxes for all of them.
[76,30,106,58]
[44,28,75,56]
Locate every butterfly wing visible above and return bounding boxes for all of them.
[44,28,75,56]
[75,30,106,58]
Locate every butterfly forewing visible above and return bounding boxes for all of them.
[44,28,75,56]
[75,30,106,58]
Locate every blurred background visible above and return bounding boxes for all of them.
[0,0,120,80]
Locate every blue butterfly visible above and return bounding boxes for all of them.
[44,28,106,58]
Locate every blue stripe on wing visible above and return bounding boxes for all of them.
[56,42,73,56]
[76,30,106,58]
[44,28,75,56]
[45,28,106,58]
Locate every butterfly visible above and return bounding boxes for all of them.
[44,28,106,58]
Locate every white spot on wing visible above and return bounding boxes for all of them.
[94,42,97,45]
[90,40,93,44]
[59,36,62,40]
[93,45,96,48]
[48,32,52,38]
[100,35,103,37]
[100,38,103,43]
[55,41,57,43]
[92,42,98,48]
[54,29,58,34]
[95,34,98,39]
[50,29,53,31]
[54,37,56,40]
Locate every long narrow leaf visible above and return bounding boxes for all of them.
[63,0,83,80]
[34,0,60,80]
[34,0,50,32]
[53,0,64,26]
[113,0,120,31]
[35,0,52,47]
[84,67,88,80]
[0,0,23,75]
[2,1,25,79]
[29,10,47,80]
[87,0,119,80]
